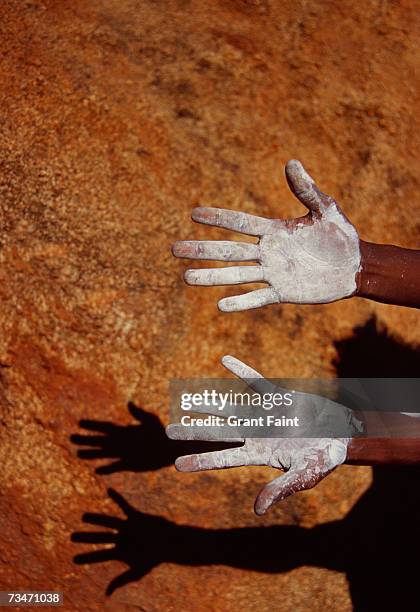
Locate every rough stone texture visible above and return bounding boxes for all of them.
[0,0,419,610]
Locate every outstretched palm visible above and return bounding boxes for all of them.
[166,355,362,515]
[173,160,360,311]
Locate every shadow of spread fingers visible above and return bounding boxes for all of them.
[72,531,117,544]
[73,549,116,565]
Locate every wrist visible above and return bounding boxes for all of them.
[356,241,391,300]
[356,240,420,308]
[346,438,420,465]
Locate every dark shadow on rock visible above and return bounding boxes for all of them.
[73,317,420,610]
[72,487,321,596]
[332,315,420,609]
[70,402,236,474]
[72,471,420,608]
[333,315,420,376]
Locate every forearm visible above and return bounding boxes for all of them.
[346,438,420,465]
[356,241,420,308]
[345,410,420,464]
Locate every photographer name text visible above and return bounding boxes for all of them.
[180,415,300,427]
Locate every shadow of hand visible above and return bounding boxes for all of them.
[72,488,174,595]
[71,402,236,474]
[71,402,180,473]
[71,319,420,609]
[72,489,324,597]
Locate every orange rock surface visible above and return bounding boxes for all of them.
[0,1,419,610]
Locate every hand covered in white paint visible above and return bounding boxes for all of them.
[173,160,361,311]
[166,356,362,515]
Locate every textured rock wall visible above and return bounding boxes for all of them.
[0,0,419,610]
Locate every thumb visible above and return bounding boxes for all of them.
[128,402,161,426]
[285,159,333,216]
[254,467,328,516]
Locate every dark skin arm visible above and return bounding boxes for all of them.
[350,242,420,464]
[357,241,420,309]
[347,438,420,465]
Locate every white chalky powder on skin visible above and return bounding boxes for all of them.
[259,204,361,304]
[172,161,362,508]
[179,159,362,309]
[168,354,355,513]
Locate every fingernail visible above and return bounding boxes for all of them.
[172,242,185,256]
[165,424,177,439]
[286,159,314,186]
[175,456,199,471]
[184,270,196,284]
[221,355,235,367]
[254,500,267,516]
[191,207,207,221]
[218,299,231,312]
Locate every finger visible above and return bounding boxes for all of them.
[221,354,264,380]
[218,287,278,312]
[78,419,113,433]
[127,402,161,425]
[175,446,252,471]
[71,531,117,544]
[73,549,116,565]
[77,449,110,460]
[71,434,105,447]
[166,423,243,443]
[192,207,276,236]
[285,160,333,215]
[96,460,125,475]
[108,488,136,517]
[221,355,279,396]
[254,468,326,515]
[185,266,265,286]
[173,240,260,262]
[82,513,123,530]
[106,567,151,596]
